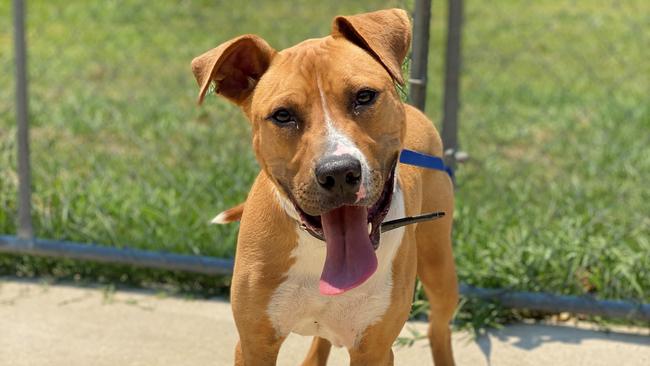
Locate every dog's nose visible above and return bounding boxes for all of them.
[315,155,362,193]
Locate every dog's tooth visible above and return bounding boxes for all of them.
[368,223,372,234]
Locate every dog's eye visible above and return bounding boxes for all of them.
[269,108,295,126]
[355,89,377,106]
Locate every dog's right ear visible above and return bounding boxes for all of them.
[191,35,275,105]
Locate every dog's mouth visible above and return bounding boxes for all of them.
[288,164,396,296]
[297,166,395,249]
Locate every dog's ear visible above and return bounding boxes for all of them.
[332,9,411,85]
[191,35,275,105]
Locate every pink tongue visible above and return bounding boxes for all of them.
[319,206,378,296]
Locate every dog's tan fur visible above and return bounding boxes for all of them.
[192,9,458,366]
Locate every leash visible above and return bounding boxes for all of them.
[381,211,445,233]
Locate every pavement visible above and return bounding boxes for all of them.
[0,278,648,366]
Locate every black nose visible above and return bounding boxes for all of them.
[315,155,362,194]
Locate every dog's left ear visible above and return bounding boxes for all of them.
[332,8,411,85]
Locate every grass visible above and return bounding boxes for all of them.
[1,0,649,328]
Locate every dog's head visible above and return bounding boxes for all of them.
[192,9,412,295]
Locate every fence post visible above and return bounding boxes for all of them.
[13,0,34,241]
[409,0,432,112]
[441,0,463,170]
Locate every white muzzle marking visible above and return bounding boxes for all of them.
[317,78,371,203]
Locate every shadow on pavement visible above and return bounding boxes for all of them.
[474,322,650,365]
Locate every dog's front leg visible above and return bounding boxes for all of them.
[232,292,285,366]
[228,173,299,366]
[233,336,284,366]
[349,349,394,366]
[347,291,413,366]
[348,326,399,366]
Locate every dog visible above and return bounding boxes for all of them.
[191,8,458,365]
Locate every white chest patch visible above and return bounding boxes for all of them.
[266,187,406,349]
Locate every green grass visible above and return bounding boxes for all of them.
[454,1,650,301]
[1,0,648,326]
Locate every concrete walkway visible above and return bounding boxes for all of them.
[0,278,648,366]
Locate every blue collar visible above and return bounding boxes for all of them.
[399,149,454,179]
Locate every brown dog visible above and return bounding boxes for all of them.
[191,8,458,366]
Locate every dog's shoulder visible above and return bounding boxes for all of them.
[403,103,444,157]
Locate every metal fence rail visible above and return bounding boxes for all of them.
[13,0,33,241]
[0,235,234,275]
[461,285,650,322]
[441,0,463,171]
[408,0,432,111]
[4,0,649,323]
[3,232,648,322]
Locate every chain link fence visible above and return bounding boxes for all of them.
[1,0,648,321]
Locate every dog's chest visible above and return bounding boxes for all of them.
[266,190,405,349]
